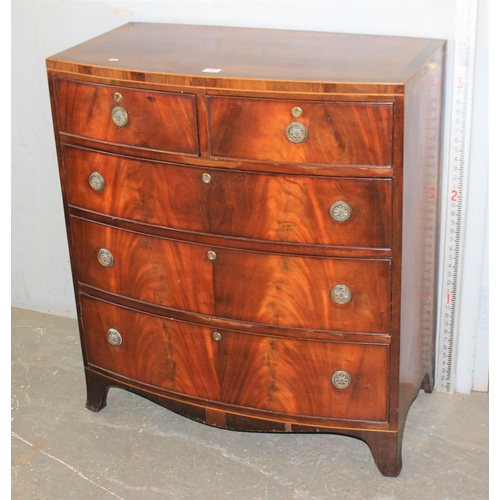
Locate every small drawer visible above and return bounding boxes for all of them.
[65,146,392,249]
[71,218,391,333]
[219,332,389,422]
[71,217,215,315]
[55,79,199,155]
[80,296,220,400]
[213,248,391,333]
[207,97,393,166]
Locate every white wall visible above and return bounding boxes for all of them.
[11,0,488,392]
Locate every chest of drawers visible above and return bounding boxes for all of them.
[47,23,445,477]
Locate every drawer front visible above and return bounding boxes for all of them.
[80,296,220,399]
[55,79,199,155]
[71,218,214,315]
[213,249,391,333]
[72,218,390,332]
[80,296,388,422]
[65,146,392,248]
[208,97,393,166]
[219,332,389,421]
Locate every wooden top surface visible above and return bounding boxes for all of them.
[47,23,445,93]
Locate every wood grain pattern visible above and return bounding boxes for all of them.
[208,97,393,166]
[80,296,220,399]
[71,217,390,332]
[80,296,388,421]
[213,249,391,332]
[71,217,214,315]
[219,332,389,421]
[55,79,199,155]
[46,23,445,95]
[64,146,393,248]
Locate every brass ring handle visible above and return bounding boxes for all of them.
[97,248,114,268]
[330,284,352,304]
[111,106,129,127]
[331,370,352,390]
[286,122,308,144]
[88,172,106,192]
[106,328,123,346]
[329,201,352,222]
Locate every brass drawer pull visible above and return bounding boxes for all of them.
[88,172,106,192]
[291,106,303,118]
[286,122,308,144]
[97,248,114,268]
[111,106,129,127]
[330,284,352,304]
[331,370,352,390]
[106,328,123,346]
[202,173,212,184]
[113,92,123,102]
[212,332,222,342]
[329,201,352,222]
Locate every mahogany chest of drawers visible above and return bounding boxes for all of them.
[47,23,445,476]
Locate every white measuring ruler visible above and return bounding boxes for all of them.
[436,0,478,394]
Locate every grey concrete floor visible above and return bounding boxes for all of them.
[11,307,488,500]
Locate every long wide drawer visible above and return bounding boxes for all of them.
[54,79,199,155]
[64,146,392,249]
[207,97,393,166]
[80,296,389,422]
[71,218,391,333]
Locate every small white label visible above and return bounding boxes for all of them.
[202,68,222,73]
[108,58,119,62]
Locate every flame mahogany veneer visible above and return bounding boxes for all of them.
[47,23,445,476]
